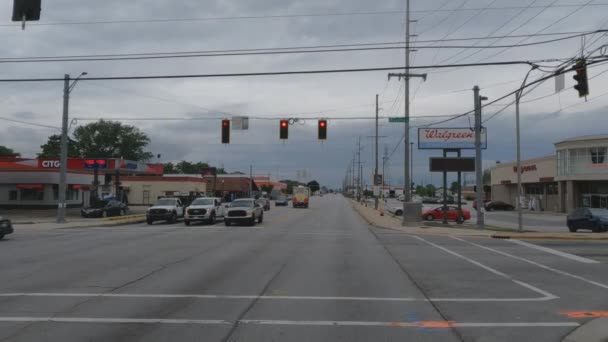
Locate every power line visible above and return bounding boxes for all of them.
[0,60,542,82]
[2,4,607,27]
[0,116,60,129]
[0,32,597,64]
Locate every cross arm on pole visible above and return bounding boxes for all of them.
[388,73,427,81]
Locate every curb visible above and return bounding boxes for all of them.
[58,218,146,229]
[103,214,145,222]
[562,317,608,342]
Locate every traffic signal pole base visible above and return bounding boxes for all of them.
[401,202,422,226]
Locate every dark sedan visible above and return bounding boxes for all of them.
[81,200,129,218]
[567,208,608,233]
[0,216,13,240]
[275,196,289,206]
[485,201,515,211]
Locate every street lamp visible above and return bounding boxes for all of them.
[57,72,87,223]
[515,66,538,232]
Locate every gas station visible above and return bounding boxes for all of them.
[0,157,163,209]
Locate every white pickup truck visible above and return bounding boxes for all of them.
[146,198,185,224]
[184,197,225,225]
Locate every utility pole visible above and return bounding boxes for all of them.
[356,137,363,200]
[374,94,379,209]
[382,144,388,188]
[57,72,87,224]
[410,142,414,199]
[352,156,356,197]
[249,165,253,198]
[388,0,427,225]
[474,86,487,230]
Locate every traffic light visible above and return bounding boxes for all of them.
[221,119,230,144]
[573,58,589,98]
[318,120,327,140]
[280,120,289,140]
[12,0,41,21]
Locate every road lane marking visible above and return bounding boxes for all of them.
[413,236,558,300]
[0,292,555,302]
[510,239,600,264]
[0,317,580,328]
[452,236,608,290]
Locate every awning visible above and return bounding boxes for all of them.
[70,184,90,190]
[16,184,44,191]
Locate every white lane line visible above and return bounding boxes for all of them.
[509,239,599,264]
[452,236,608,290]
[0,317,230,325]
[0,292,555,302]
[0,317,580,328]
[413,236,558,300]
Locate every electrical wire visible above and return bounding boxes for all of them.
[0,116,60,129]
[0,33,597,64]
[0,60,541,82]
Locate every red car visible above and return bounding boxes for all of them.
[422,206,471,222]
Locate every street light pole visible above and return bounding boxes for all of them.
[515,66,537,232]
[410,142,414,199]
[57,72,87,224]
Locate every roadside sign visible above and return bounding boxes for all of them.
[373,174,383,186]
[429,157,476,172]
[418,127,487,149]
[389,117,409,123]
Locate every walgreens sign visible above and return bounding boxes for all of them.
[418,128,487,149]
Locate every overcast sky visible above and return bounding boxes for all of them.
[1,0,607,188]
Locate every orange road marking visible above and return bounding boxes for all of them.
[417,321,456,328]
[562,311,608,318]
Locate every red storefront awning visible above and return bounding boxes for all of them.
[16,184,44,191]
[70,184,90,190]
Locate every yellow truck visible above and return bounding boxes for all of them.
[292,186,310,208]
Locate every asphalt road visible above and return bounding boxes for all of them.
[1,195,607,341]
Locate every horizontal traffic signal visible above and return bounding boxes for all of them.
[318,120,327,140]
[280,120,289,140]
[12,0,41,21]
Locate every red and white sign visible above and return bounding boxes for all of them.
[418,128,487,149]
[513,165,537,173]
[37,159,85,169]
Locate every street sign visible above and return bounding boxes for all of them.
[418,127,487,149]
[373,174,383,186]
[429,157,476,172]
[389,117,409,123]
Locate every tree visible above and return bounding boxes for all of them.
[39,120,153,161]
[260,184,274,193]
[74,120,153,160]
[280,179,304,194]
[415,185,427,197]
[425,184,436,197]
[0,145,20,157]
[307,180,320,193]
[38,135,80,158]
[449,181,459,195]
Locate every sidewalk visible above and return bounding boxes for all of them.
[351,200,608,241]
[2,207,148,230]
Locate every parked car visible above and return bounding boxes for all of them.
[184,197,224,225]
[81,199,128,218]
[275,196,289,206]
[567,208,608,233]
[472,199,491,210]
[485,201,515,211]
[0,216,13,240]
[397,194,405,202]
[146,197,185,224]
[225,198,264,226]
[255,198,271,211]
[422,206,471,222]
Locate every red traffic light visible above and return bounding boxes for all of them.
[221,120,230,144]
[280,120,289,139]
[318,120,327,140]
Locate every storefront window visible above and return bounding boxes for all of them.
[8,190,17,201]
[20,189,43,201]
[590,147,606,164]
[525,184,543,195]
[546,183,558,195]
[52,185,79,201]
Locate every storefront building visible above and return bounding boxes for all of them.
[120,176,208,206]
[490,134,608,213]
[0,158,163,209]
[556,135,608,212]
